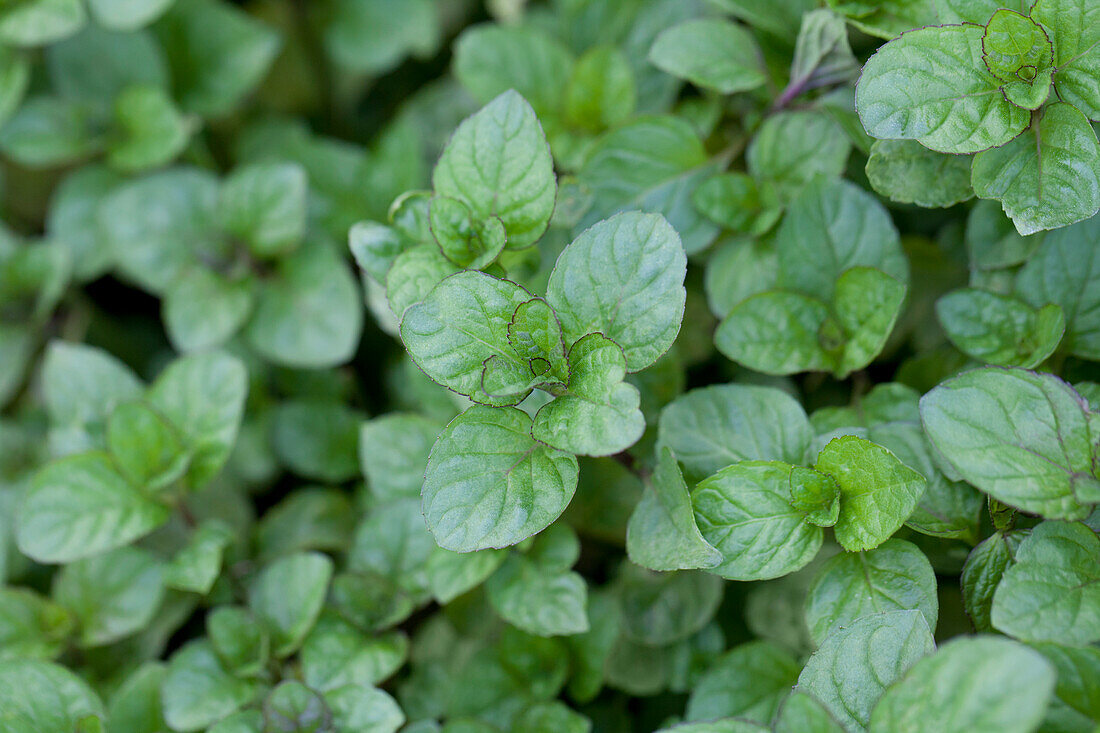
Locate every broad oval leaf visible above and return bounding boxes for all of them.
[0,659,104,731]
[648,18,766,94]
[421,406,579,552]
[686,640,801,724]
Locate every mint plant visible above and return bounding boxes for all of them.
[2,2,1100,732]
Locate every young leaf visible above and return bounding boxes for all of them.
[107,84,190,172]
[546,211,686,372]
[207,606,268,678]
[796,610,935,732]
[507,298,568,384]
[531,333,645,457]
[421,406,579,552]
[164,520,234,595]
[428,195,506,269]
[106,400,189,491]
[991,520,1100,645]
[971,103,1100,235]
[17,452,170,564]
[400,270,532,405]
[856,24,1029,154]
[657,384,812,483]
[804,539,939,645]
[1032,0,1100,120]
[815,436,926,552]
[648,18,766,94]
[432,90,555,249]
[626,448,723,572]
[960,530,1023,632]
[920,367,1098,519]
[248,551,334,658]
[869,637,1056,733]
[691,461,823,581]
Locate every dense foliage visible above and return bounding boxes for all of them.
[1,1,1099,732]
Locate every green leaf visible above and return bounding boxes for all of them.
[359,413,442,502]
[147,350,248,490]
[452,24,573,119]
[935,0,1006,23]
[716,291,833,376]
[263,681,331,732]
[163,521,233,595]
[1015,214,1100,359]
[154,0,280,117]
[106,662,168,733]
[106,400,190,491]
[507,298,568,384]
[618,565,723,645]
[207,606,268,677]
[827,0,939,39]
[919,367,1097,519]
[865,139,975,208]
[486,553,589,637]
[971,103,1100,235]
[0,660,103,731]
[400,270,532,405]
[805,539,939,645]
[686,641,800,723]
[385,244,461,321]
[272,400,361,483]
[692,174,782,235]
[349,498,434,597]
[249,551,334,658]
[323,0,437,76]
[349,220,403,284]
[657,384,812,483]
[936,288,1064,367]
[53,545,164,647]
[432,90,555,250]
[991,520,1100,645]
[1032,0,1100,120]
[41,339,142,447]
[246,242,363,369]
[577,116,718,255]
[547,212,686,372]
[774,692,845,733]
[627,448,723,572]
[788,466,842,528]
[162,640,260,732]
[856,24,1030,154]
[789,8,860,95]
[421,406,579,552]
[219,161,307,259]
[797,610,935,732]
[815,436,926,552]
[17,452,170,564]
[0,0,85,47]
[425,547,507,604]
[0,588,74,661]
[107,84,190,172]
[648,18,766,94]
[868,636,1056,733]
[428,196,506,269]
[163,267,254,353]
[747,111,851,202]
[982,9,1052,82]
[532,334,645,457]
[514,701,591,733]
[960,530,1022,632]
[692,461,823,581]
[46,165,123,280]
[1031,641,1100,720]
[324,683,404,733]
[87,0,174,30]
[0,96,100,167]
[832,266,908,378]
[565,45,636,132]
[302,616,407,692]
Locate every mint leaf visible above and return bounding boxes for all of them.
[0,660,103,732]
[359,413,442,502]
[686,641,800,724]
[618,565,722,645]
[421,406,579,552]
[815,435,927,552]
[747,111,851,202]
[920,367,1097,519]
[162,640,260,732]
[546,211,686,372]
[1032,0,1100,120]
[971,103,1100,235]
[692,461,823,581]
[219,161,308,259]
[856,24,1030,154]
[805,539,939,644]
[400,270,532,405]
[774,692,845,733]
[658,384,812,483]
[531,333,645,456]
[486,553,589,637]
[428,195,506,270]
[869,637,1056,733]
[960,530,1023,632]
[648,18,767,94]
[432,90,555,249]
[936,288,1064,367]
[17,452,170,564]
[626,448,723,572]
[163,267,254,353]
[248,551,333,658]
[796,610,935,732]
[86,0,173,30]
[991,520,1100,645]
[865,139,975,208]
